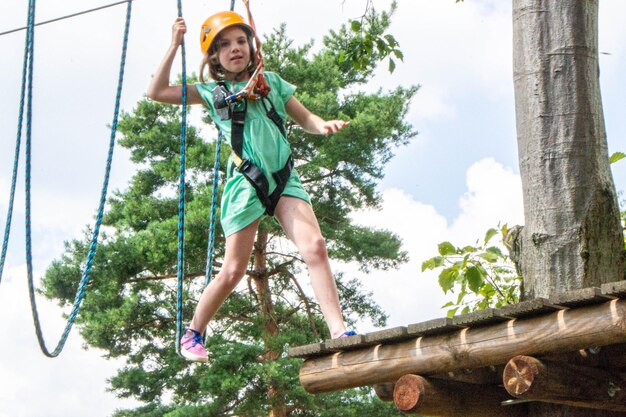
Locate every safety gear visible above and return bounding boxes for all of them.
[200,11,254,55]
[215,82,293,216]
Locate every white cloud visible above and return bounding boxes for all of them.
[346,158,523,330]
[451,157,524,244]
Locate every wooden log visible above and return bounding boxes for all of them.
[393,374,527,417]
[503,355,626,412]
[300,299,626,393]
[373,381,395,402]
[431,364,504,385]
[542,343,626,369]
[374,364,503,402]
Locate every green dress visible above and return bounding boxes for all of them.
[195,72,311,237]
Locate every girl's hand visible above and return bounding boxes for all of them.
[321,120,350,135]
[171,17,187,47]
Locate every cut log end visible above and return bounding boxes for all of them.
[503,355,540,396]
[393,374,424,412]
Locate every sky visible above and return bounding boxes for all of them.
[0,0,625,416]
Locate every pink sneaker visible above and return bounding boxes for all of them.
[180,328,208,363]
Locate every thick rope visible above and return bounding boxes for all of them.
[24,0,133,357]
[205,132,222,285]
[175,0,189,356]
[0,0,36,285]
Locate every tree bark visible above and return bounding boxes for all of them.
[512,0,625,415]
[512,0,624,299]
[253,227,286,417]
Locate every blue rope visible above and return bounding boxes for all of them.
[175,0,189,356]
[24,0,133,357]
[0,0,35,285]
[205,132,222,285]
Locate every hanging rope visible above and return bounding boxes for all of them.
[22,0,133,357]
[0,1,36,286]
[175,0,189,357]
[205,132,222,285]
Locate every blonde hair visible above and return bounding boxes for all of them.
[199,26,257,83]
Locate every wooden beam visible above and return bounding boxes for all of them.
[503,355,626,412]
[393,374,527,417]
[300,299,626,393]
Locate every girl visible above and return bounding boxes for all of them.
[147,11,353,363]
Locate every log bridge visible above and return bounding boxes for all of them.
[288,280,626,416]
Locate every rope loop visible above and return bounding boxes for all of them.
[17,0,133,357]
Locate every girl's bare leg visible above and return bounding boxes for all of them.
[274,196,347,338]
[188,218,261,332]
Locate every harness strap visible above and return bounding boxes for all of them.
[227,95,293,216]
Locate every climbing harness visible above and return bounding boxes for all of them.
[0,0,133,357]
[213,83,293,216]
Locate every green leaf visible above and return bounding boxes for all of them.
[610,152,625,164]
[393,49,404,60]
[351,20,362,32]
[388,58,396,73]
[486,246,504,257]
[384,34,398,47]
[466,266,484,292]
[484,228,498,244]
[461,245,477,253]
[438,241,457,256]
[421,256,444,271]
[438,268,457,293]
[478,252,499,263]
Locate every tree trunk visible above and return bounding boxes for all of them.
[512,0,625,415]
[512,0,623,299]
[253,227,286,417]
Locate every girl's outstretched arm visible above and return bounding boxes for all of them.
[147,17,204,105]
[285,97,350,135]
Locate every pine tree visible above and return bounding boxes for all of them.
[42,8,416,417]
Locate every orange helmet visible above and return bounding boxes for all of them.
[200,11,254,55]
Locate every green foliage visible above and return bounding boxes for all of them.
[333,2,403,74]
[610,151,626,164]
[610,151,626,250]
[42,8,416,417]
[422,225,521,317]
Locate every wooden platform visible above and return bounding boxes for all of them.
[288,280,626,360]
[288,280,626,415]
